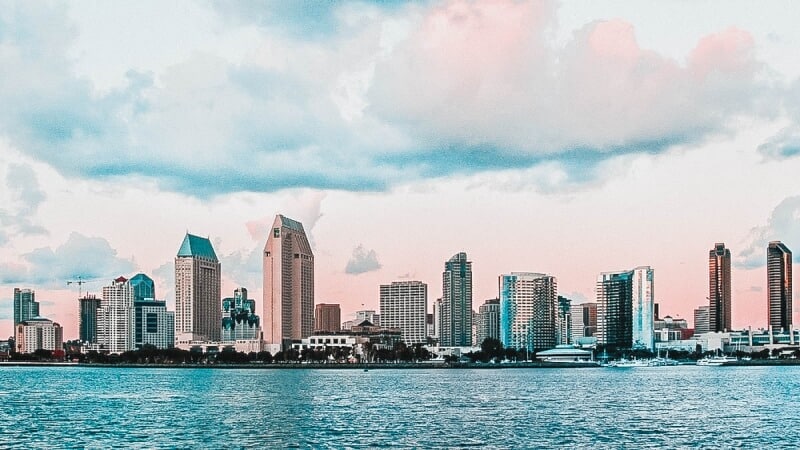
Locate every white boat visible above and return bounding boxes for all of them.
[696,355,738,366]
[607,358,650,368]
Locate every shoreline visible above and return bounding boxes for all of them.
[0,361,601,369]
[2,359,800,369]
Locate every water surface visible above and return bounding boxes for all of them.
[0,366,797,448]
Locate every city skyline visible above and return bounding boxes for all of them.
[3,2,800,339]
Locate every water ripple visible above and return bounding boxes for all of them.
[0,366,798,448]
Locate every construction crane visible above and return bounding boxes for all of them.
[67,276,90,298]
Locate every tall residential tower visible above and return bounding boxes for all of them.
[441,252,473,346]
[708,243,732,332]
[499,272,558,352]
[380,281,428,345]
[767,241,792,332]
[13,288,39,328]
[175,233,221,342]
[263,215,315,345]
[597,266,654,351]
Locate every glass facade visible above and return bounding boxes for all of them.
[708,243,732,332]
[441,252,473,346]
[767,241,792,332]
[499,273,557,353]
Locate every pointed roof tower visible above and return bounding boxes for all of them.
[177,233,218,261]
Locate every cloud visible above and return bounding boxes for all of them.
[345,244,382,275]
[220,245,263,291]
[370,4,766,158]
[0,163,48,237]
[759,125,800,160]
[0,232,135,286]
[0,1,778,198]
[737,196,800,268]
[760,79,800,160]
[561,291,589,304]
[212,0,408,40]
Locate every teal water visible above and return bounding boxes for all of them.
[0,365,798,448]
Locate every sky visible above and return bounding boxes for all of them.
[2,0,800,339]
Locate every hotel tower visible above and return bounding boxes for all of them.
[263,214,315,345]
[175,233,221,342]
[708,243,732,332]
[767,241,792,332]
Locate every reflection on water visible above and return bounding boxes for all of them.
[0,366,798,448]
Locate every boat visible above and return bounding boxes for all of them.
[696,355,738,366]
[607,358,650,368]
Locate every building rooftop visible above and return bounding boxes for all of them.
[177,233,218,261]
[278,215,306,233]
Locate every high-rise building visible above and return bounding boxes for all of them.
[263,215,314,345]
[380,281,428,345]
[133,298,174,350]
[432,298,442,341]
[499,273,558,352]
[767,241,792,332]
[709,243,732,332]
[597,267,655,351]
[222,287,261,341]
[15,317,63,354]
[569,302,597,342]
[175,233,221,342]
[693,305,710,335]
[556,296,572,345]
[441,252,473,346]
[631,267,655,351]
[130,273,155,302]
[314,303,341,333]
[476,298,500,346]
[100,276,134,354]
[79,295,101,343]
[13,288,39,328]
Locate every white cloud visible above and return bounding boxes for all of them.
[737,196,800,268]
[345,244,382,275]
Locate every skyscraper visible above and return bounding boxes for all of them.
[100,276,134,354]
[441,252,473,346]
[631,267,655,351]
[13,288,39,327]
[222,287,261,341]
[597,271,632,350]
[130,273,156,302]
[570,302,597,343]
[133,298,174,350]
[767,241,792,332]
[693,305,710,335]
[263,215,315,345]
[597,267,655,351]
[476,298,500,346]
[556,296,572,345]
[314,303,341,333]
[499,273,558,352]
[79,295,101,343]
[175,233,221,342]
[709,243,732,332]
[380,281,428,345]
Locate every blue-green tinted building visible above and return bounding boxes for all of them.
[500,273,558,353]
[129,273,155,302]
[222,287,261,341]
[597,267,654,351]
[13,288,39,326]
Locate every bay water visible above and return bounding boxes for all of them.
[1,365,798,448]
